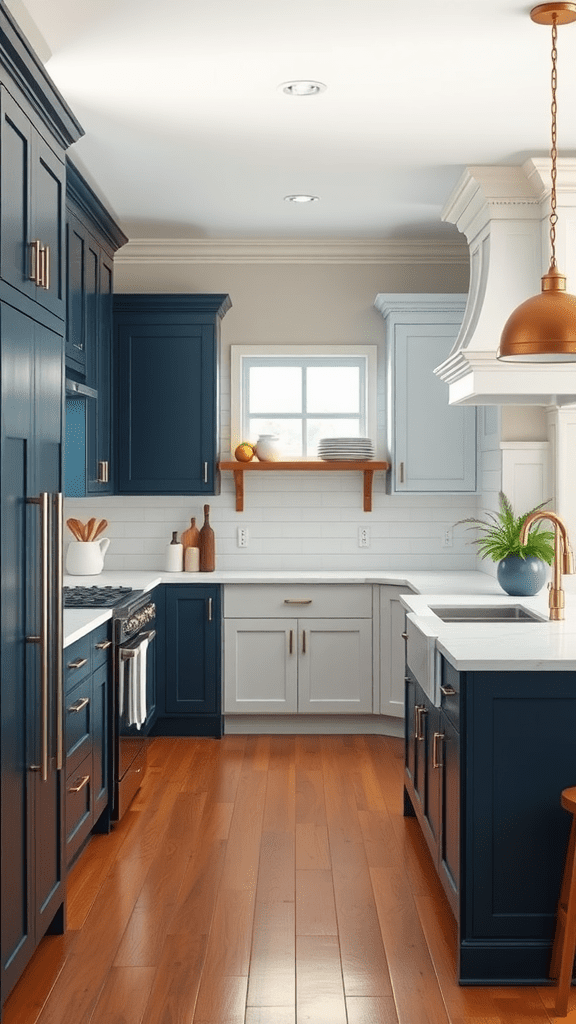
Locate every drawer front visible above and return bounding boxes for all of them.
[91,623,112,670]
[440,658,460,731]
[65,635,92,692]
[65,753,92,864]
[224,584,372,619]
[65,677,92,775]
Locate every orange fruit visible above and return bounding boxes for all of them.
[235,442,255,462]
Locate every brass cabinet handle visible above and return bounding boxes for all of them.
[26,492,50,780]
[289,629,293,654]
[432,732,445,769]
[284,599,312,605]
[68,774,90,793]
[43,244,50,290]
[302,629,306,654]
[207,597,213,622]
[97,460,109,484]
[68,696,89,713]
[29,239,42,285]
[415,704,427,741]
[399,461,405,484]
[67,657,88,670]
[440,684,457,697]
[94,639,112,650]
[204,462,208,483]
[55,492,63,771]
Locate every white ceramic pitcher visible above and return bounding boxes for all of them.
[66,538,110,575]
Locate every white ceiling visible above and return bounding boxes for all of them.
[8,0,576,242]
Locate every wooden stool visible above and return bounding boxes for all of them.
[550,787,576,1016]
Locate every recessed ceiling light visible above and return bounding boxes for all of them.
[280,80,326,96]
[284,194,320,203]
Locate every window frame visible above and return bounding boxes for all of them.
[230,344,378,458]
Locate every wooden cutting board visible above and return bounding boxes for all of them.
[181,517,200,549]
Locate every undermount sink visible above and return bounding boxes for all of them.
[429,605,544,624]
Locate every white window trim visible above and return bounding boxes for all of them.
[230,344,378,458]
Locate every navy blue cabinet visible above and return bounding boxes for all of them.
[0,86,67,321]
[113,295,231,495]
[0,5,82,1011]
[153,585,222,736]
[405,656,576,984]
[64,623,112,865]
[64,162,127,496]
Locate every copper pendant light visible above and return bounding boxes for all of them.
[498,2,576,362]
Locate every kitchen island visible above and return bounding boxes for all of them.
[401,590,576,985]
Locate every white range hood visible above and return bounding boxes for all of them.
[435,159,576,406]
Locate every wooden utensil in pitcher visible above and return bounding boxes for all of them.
[93,519,108,540]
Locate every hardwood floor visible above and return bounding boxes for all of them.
[3,734,574,1024]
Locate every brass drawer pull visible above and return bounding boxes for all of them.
[68,774,90,793]
[68,696,89,713]
[440,684,457,696]
[432,732,445,769]
[415,704,427,741]
[95,639,112,650]
[97,460,109,484]
[67,657,87,670]
[284,599,312,605]
[29,239,42,285]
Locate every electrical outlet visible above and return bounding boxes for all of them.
[237,527,249,548]
[442,527,453,548]
[358,526,370,548]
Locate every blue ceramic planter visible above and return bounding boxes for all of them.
[496,555,548,597]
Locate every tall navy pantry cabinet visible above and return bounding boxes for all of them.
[113,294,231,495]
[0,6,83,1014]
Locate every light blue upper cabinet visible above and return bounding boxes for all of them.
[375,294,476,493]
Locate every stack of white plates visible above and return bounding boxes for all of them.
[317,437,375,461]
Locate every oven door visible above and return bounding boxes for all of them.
[114,627,156,820]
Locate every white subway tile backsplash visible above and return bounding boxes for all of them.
[64,471,480,572]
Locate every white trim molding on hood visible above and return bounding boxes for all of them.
[434,159,576,407]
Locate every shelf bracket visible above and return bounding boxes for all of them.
[233,469,244,512]
[363,468,374,512]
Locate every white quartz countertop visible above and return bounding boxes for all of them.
[63,569,499,646]
[401,590,576,671]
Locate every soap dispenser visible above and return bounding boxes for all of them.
[165,531,183,572]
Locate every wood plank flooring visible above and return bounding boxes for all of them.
[3,734,574,1024]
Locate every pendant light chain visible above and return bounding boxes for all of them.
[550,14,559,268]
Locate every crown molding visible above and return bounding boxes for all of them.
[115,237,469,266]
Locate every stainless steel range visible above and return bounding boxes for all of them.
[64,586,156,820]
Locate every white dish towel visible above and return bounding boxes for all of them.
[122,638,149,730]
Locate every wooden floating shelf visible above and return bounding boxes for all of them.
[219,459,390,512]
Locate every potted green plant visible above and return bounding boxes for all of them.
[455,492,555,596]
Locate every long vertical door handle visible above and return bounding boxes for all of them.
[43,245,50,290]
[207,597,213,621]
[289,629,293,654]
[29,240,42,286]
[204,462,208,483]
[399,461,405,484]
[302,629,306,654]
[54,492,63,771]
[27,493,50,781]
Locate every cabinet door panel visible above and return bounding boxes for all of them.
[469,674,575,940]
[0,87,33,303]
[91,661,109,820]
[297,618,372,713]
[117,322,214,493]
[87,256,113,494]
[33,134,65,318]
[164,587,220,715]
[224,619,298,713]
[66,217,85,372]
[394,323,476,492]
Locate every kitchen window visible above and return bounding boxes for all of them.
[230,345,377,458]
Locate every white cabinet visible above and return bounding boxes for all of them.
[223,586,373,715]
[374,293,476,493]
[378,585,414,718]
